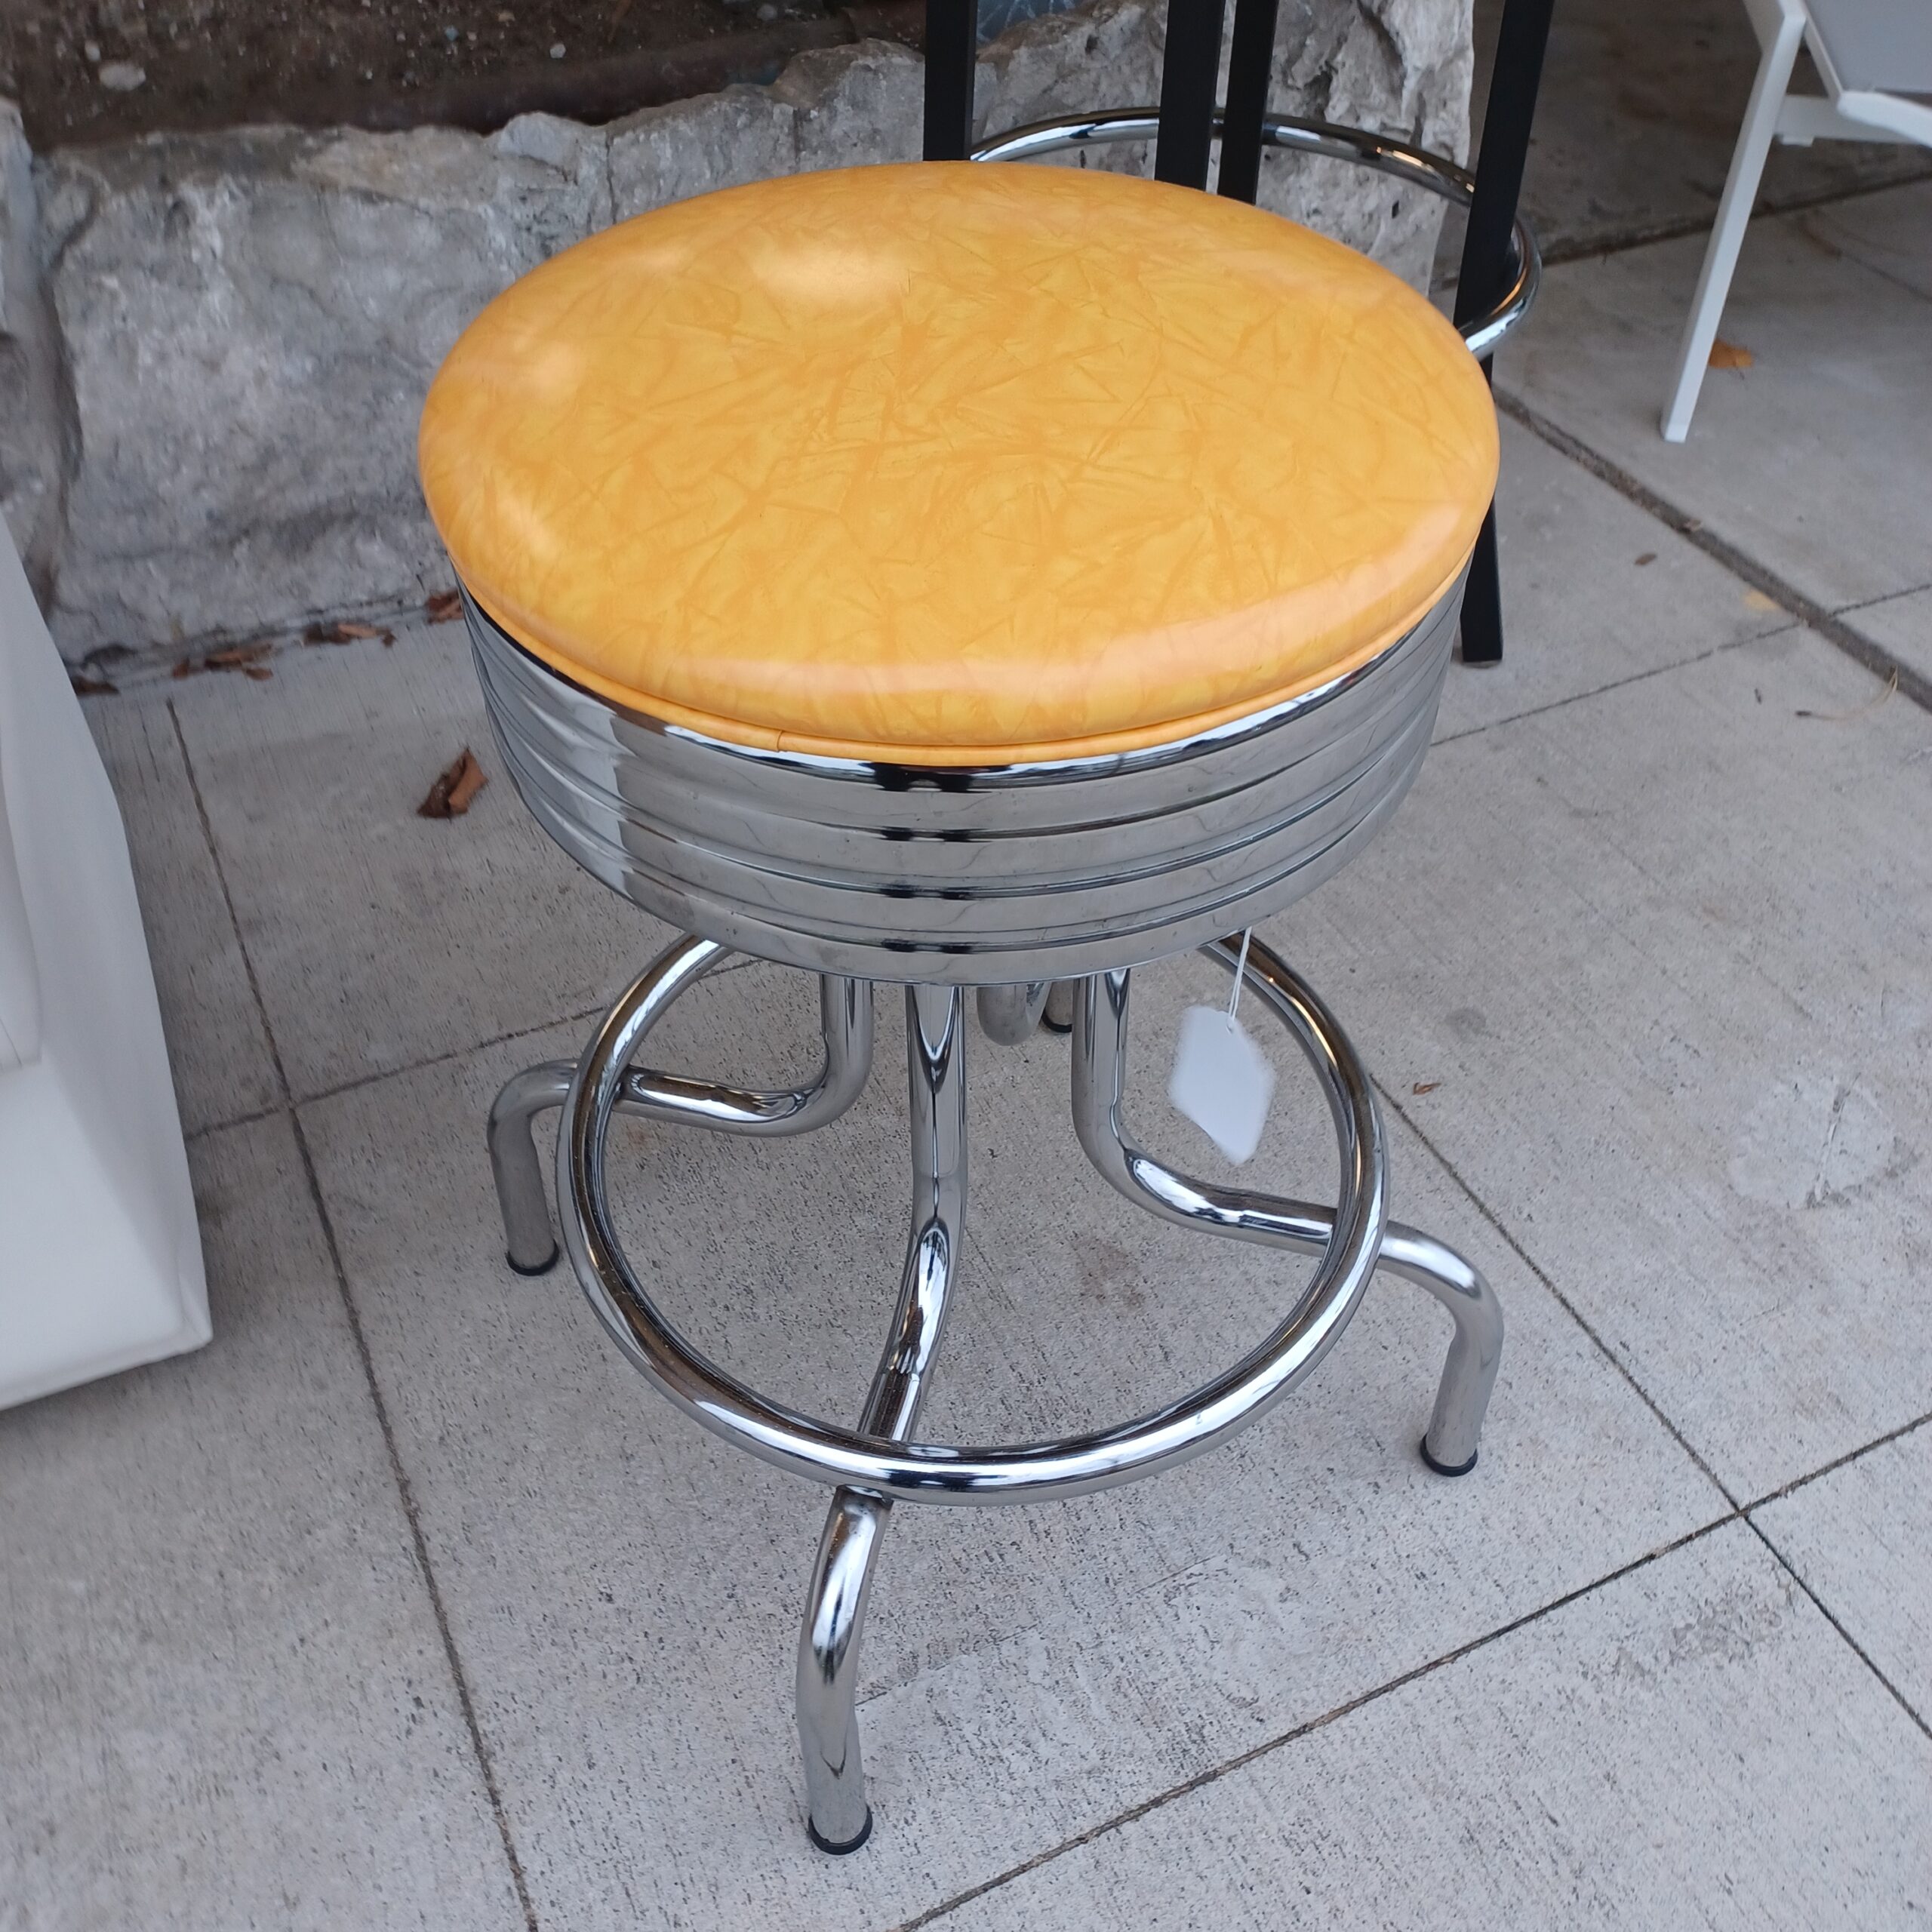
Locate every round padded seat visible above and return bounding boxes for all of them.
[420,162,1497,768]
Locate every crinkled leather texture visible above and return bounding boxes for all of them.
[420,162,1498,764]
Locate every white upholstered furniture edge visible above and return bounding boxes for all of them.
[0,522,208,1410]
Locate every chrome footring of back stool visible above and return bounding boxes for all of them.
[485,930,1503,1852]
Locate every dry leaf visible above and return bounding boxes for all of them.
[1412,1081,1441,1096]
[424,589,463,623]
[306,617,395,646]
[1634,552,1656,567]
[447,752,488,814]
[171,657,202,679]
[243,664,275,681]
[1708,338,1753,370]
[69,672,118,696]
[1743,589,1782,614]
[205,641,274,671]
[419,746,488,819]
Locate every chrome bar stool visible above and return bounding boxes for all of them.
[419,0,1535,1855]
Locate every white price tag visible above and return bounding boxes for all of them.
[1168,992,1276,1167]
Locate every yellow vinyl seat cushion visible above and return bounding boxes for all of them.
[419,162,1499,766]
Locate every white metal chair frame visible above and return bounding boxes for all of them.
[1663,0,1932,441]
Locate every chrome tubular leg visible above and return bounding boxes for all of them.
[490,1061,574,1274]
[1378,1226,1502,1475]
[486,936,874,1277]
[1072,939,1502,1474]
[797,982,966,1853]
[975,980,1051,1045]
[797,1494,889,1854]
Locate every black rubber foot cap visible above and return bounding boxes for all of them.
[808,1809,873,1856]
[506,1244,560,1278]
[1040,1015,1072,1035]
[1420,1435,1478,1478]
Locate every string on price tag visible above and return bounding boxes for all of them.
[1168,931,1276,1164]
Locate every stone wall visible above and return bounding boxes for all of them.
[0,102,66,610]
[0,0,1472,665]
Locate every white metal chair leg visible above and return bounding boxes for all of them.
[1662,0,1807,441]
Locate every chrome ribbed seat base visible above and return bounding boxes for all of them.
[463,575,1463,985]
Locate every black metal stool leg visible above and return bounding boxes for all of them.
[1459,505,1506,667]
[1454,0,1556,665]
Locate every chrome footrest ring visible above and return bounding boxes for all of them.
[552,935,1389,1506]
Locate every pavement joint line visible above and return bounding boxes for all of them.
[181,1001,605,1143]
[1741,1407,1932,1515]
[1838,578,1932,615]
[295,1001,606,1114]
[1435,632,1778,746]
[888,1512,1737,1932]
[900,1398,1932,1928]
[1372,1076,1742,1509]
[165,700,545,1932]
[182,955,773,1145]
[1434,161,1932,294]
[1740,1512,1932,1745]
[1492,390,1932,717]
[1832,246,1932,310]
[183,1098,286,1144]
[280,1118,546,1932]
[1377,1077,1932,1755]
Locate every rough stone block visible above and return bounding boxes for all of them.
[0,101,63,602]
[978,0,1470,289]
[607,81,796,220]
[607,39,923,221]
[37,114,608,657]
